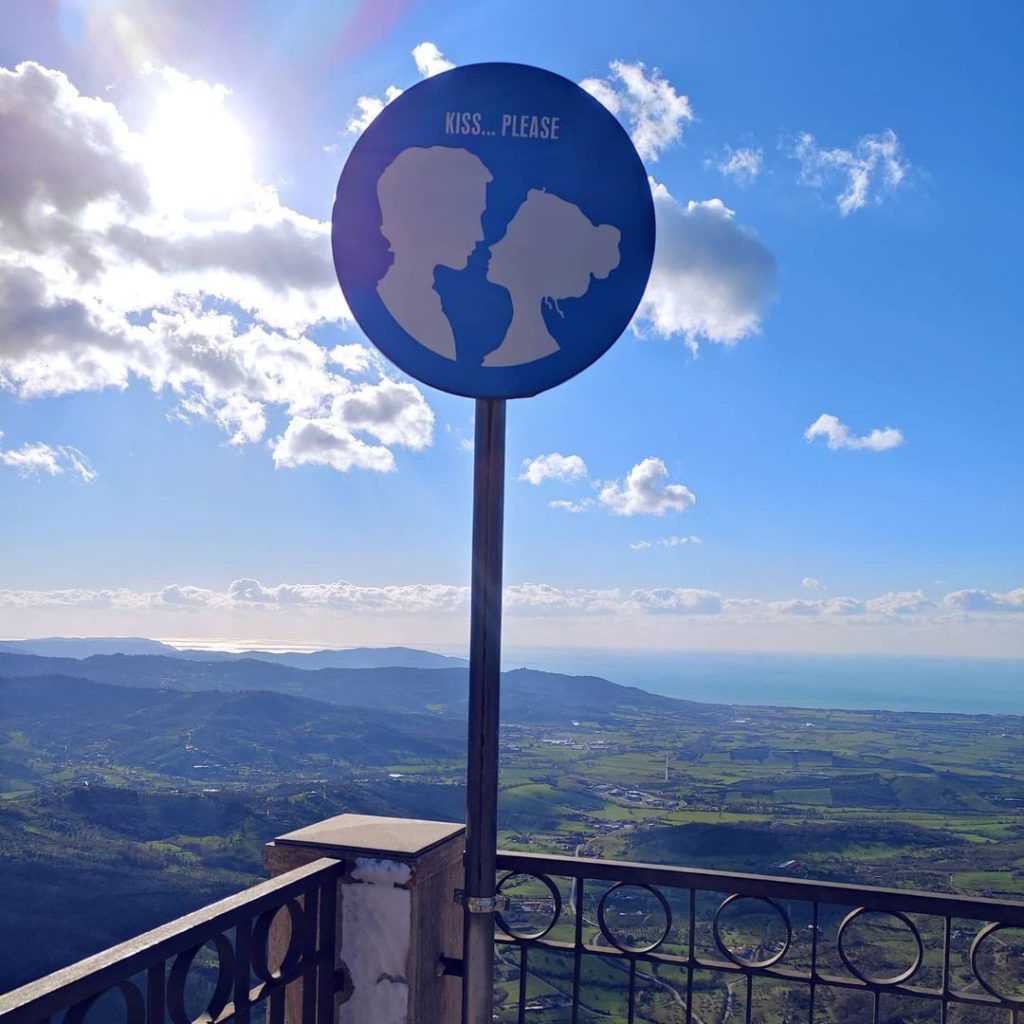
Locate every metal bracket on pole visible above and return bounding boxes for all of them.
[455,890,509,914]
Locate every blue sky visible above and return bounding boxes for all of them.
[1,0,1021,656]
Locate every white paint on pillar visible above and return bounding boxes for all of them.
[343,858,414,1024]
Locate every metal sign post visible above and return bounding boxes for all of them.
[461,397,506,1024]
[330,61,655,1024]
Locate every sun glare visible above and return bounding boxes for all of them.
[143,71,254,215]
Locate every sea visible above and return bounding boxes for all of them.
[501,648,1024,717]
[165,636,1023,717]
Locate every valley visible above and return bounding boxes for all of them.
[1,645,1022,1016]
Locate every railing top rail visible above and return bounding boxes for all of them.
[0,857,345,1021]
[496,849,1024,925]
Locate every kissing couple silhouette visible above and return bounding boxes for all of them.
[375,146,622,367]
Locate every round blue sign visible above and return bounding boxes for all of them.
[332,62,655,399]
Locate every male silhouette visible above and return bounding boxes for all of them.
[376,146,493,360]
[484,189,621,367]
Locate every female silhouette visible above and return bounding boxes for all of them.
[484,189,621,367]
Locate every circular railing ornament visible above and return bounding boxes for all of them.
[251,898,305,984]
[495,871,562,941]
[596,882,672,954]
[712,894,793,969]
[969,922,1024,1005]
[837,908,924,987]
[167,932,235,1024]
[63,982,145,1024]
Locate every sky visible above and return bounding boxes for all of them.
[0,0,1021,658]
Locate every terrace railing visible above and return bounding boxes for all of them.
[494,850,1024,1024]
[3,817,1023,1024]
[0,858,346,1024]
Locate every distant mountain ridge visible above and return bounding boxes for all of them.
[0,650,709,725]
[0,637,468,670]
[0,637,177,657]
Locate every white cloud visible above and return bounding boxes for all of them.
[412,42,455,79]
[629,588,722,615]
[0,430,96,481]
[631,535,702,550]
[504,584,621,615]
[793,129,910,215]
[0,439,60,477]
[329,344,378,375]
[805,413,905,452]
[580,61,693,162]
[635,182,776,351]
[271,380,433,474]
[346,41,453,136]
[347,85,403,135]
[598,457,696,516]
[58,445,98,483]
[711,145,764,185]
[0,61,434,474]
[802,577,824,592]
[770,590,932,620]
[770,598,825,617]
[819,597,865,617]
[224,578,468,613]
[944,588,1024,614]
[160,584,222,607]
[549,498,595,514]
[0,587,148,609]
[864,590,933,616]
[519,453,588,486]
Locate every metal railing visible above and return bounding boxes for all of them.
[0,858,348,1024]
[494,851,1024,1024]
[4,845,1024,1024]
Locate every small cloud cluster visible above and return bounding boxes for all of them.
[347,85,402,135]
[519,453,589,486]
[598,458,695,517]
[636,182,776,351]
[272,380,433,473]
[158,578,469,613]
[525,454,696,519]
[802,577,825,592]
[548,498,595,514]
[0,430,96,482]
[580,61,693,163]
[793,129,910,215]
[630,587,721,614]
[504,584,621,615]
[944,588,1024,613]
[711,145,764,186]
[348,41,454,135]
[630,535,702,550]
[805,414,905,452]
[770,590,933,619]
[0,587,149,609]
[412,42,455,79]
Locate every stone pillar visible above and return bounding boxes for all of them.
[264,814,465,1024]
